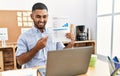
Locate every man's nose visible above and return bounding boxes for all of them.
[39,17,44,22]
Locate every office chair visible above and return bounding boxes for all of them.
[15,47,22,69]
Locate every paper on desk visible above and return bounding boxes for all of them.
[2,68,37,76]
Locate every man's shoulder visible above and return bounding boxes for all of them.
[19,28,33,38]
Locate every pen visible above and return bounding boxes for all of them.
[107,56,115,71]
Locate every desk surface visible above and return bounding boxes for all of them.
[79,59,110,76]
[0,59,110,76]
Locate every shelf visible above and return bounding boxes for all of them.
[63,40,95,54]
[0,46,16,72]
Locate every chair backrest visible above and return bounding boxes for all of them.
[15,47,22,69]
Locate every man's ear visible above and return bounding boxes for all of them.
[30,13,33,20]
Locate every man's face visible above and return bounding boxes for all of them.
[31,9,48,31]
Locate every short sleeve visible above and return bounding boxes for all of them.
[16,35,28,56]
[56,42,65,50]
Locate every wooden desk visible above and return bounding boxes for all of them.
[38,59,110,76]
[0,59,110,76]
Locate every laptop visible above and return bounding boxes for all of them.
[39,46,93,76]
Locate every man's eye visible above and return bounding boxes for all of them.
[36,15,41,18]
[43,15,48,18]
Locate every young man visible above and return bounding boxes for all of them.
[16,2,74,68]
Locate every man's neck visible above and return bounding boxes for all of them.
[39,29,44,33]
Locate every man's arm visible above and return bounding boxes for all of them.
[64,33,75,49]
[16,36,48,65]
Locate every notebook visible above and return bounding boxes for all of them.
[41,46,93,76]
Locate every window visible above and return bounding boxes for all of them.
[97,0,112,15]
[97,16,112,56]
[97,0,120,57]
[112,15,120,57]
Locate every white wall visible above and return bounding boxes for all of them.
[84,0,97,40]
[0,0,96,40]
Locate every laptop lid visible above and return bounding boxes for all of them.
[46,46,93,76]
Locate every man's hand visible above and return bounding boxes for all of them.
[35,36,48,51]
[65,33,75,48]
[66,33,75,41]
